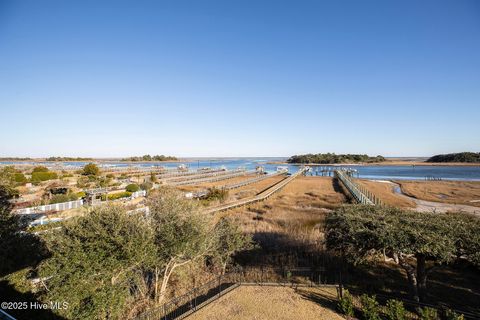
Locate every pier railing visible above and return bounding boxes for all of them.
[205,167,308,214]
[334,170,382,205]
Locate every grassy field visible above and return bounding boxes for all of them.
[396,180,480,207]
[356,179,416,208]
[225,176,347,235]
[188,286,342,320]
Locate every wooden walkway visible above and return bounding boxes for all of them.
[205,167,308,214]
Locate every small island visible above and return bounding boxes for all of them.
[46,157,94,161]
[426,152,480,163]
[287,153,385,164]
[121,154,178,162]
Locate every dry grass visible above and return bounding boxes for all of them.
[397,180,480,207]
[356,179,416,208]
[187,285,342,320]
[228,175,286,201]
[224,177,347,241]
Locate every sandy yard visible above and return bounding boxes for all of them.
[187,285,342,320]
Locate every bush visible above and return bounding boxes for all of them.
[385,299,406,320]
[126,184,140,192]
[140,182,153,191]
[419,307,439,320]
[49,193,79,204]
[102,191,132,201]
[360,294,380,320]
[337,290,355,317]
[14,173,28,185]
[76,191,86,198]
[31,171,58,182]
[445,309,464,320]
[150,172,157,183]
[82,163,100,176]
[32,166,49,173]
[203,187,228,202]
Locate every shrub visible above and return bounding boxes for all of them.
[385,299,406,320]
[76,191,86,198]
[337,290,355,317]
[360,294,380,320]
[31,171,58,182]
[102,191,132,201]
[203,187,228,202]
[445,309,464,320]
[82,163,100,176]
[140,182,153,191]
[126,184,140,192]
[32,166,49,173]
[419,307,439,320]
[150,172,157,183]
[49,192,79,204]
[14,173,28,185]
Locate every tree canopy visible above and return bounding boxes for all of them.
[426,152,480,163]
[287,153,385,164]
[325,205,480,302]
[121,155,178,162]
[37,187,252,319]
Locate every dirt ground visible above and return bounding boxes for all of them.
[356,179,416,208]
[188,285,342,320]
[396,180,480,207]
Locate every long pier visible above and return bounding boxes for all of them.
[191,172,284,198]
[334,169,381,205]
[205,167,308,214]
[166,169,247,186]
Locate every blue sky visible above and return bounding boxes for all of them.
[1,0,479,157]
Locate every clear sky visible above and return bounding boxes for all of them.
[1,0,479,158]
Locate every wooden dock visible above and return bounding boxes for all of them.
[205,167,308,214]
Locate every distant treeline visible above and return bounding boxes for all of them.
[287,153,386,164]
[46,157,93,161]
[121,155,178,162]
[0,157,32,161]
[426,152,480,163]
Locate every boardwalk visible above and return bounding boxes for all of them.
[205,167,308,214]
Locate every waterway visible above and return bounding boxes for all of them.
[2,158,480,181]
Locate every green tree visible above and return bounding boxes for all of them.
[213,218,253,273]
[38,205,156,319]
[325,205,480,302]
[146,187,251,303]
[82,163,100,176]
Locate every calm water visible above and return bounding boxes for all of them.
[2,158,480,181]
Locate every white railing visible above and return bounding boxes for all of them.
[15,199,84,215]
